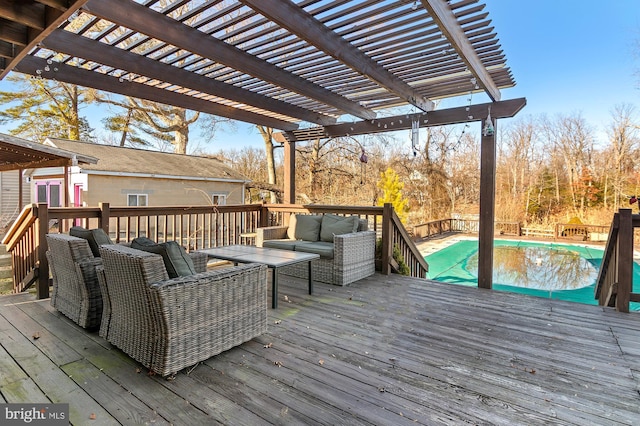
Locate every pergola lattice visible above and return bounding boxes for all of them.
[0,0,526,289]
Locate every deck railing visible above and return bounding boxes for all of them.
[412,218,521,239]
[413,218,610,241]
[2,202,428,298]
[594,208,640,312]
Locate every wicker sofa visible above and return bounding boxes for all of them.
[97,244,268,377]
[256,214,376,286]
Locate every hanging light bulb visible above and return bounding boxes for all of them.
[412,1,418,10]
[411,118,419,156]
[483,106,495,137]
[359,147,368,164]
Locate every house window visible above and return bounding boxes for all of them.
[128,194,148,206]
[211,194,227,205]
[35,181,61,207]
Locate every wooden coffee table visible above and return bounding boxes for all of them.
[198,245,320,308]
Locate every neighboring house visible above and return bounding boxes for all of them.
[0,170,30,229]
[25,138,250,209]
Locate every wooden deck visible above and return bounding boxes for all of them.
[1,273,639,425]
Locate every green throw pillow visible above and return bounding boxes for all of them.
[69,226,114,257]
[131,237,196,278]
[320,215,359,242]
[293,214,322,241]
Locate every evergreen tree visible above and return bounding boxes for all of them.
[0,74,93,142]
[377,167,410,222]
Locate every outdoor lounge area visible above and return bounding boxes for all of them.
[1,272,639,424]
[1,1,640,424]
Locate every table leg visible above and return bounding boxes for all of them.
[308,260,313,295]
[272,267,278,309]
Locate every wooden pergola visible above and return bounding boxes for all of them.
[0,0,525,288]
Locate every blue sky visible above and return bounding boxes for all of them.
[484,0,640,140]
[1,0,639,151]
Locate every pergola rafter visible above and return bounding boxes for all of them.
[0,0,516,130]
[239,0,435,113]
[0,0,524,290]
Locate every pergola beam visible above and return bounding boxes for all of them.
[83,0,377,121]
[0,0,87,79]
[42,30,336,127]
[274,98,526,143]
[240,0,434,113]
[421,0,501,101]
[16,55,299,131]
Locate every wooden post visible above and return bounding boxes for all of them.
[616,208,633,312]
[18,169,24,211]
[36,202,49,299]
[477,115,496,289]
[283,140,295,204]
[99,202,110,234]
[381,203,393,275]
[259,202,269,228]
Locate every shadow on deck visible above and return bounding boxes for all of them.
[1,273,639,425]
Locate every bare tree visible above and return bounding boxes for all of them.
[542,113,595,217]
[497,115,543,222]
[605,103,640,209]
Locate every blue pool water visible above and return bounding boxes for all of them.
[425,239,640,311]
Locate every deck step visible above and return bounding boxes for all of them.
[0,267,12,280]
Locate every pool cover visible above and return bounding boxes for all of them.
[425,239,640,311]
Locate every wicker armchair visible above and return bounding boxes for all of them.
[256,220,376,286]
[96,246,208,341]
[98,244,267,377]
[46,233,103,330]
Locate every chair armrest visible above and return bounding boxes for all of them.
[151,263,267,291]
[256,226,289,247]
[334,231,376,265]
[188,251,208,273]
[146,263,268,376]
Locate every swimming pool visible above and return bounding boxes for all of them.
[425,238,640,311]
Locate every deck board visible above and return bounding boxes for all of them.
[1,273,639,425]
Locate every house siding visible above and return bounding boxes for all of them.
[83,174,244,207]
[0,170,30,229]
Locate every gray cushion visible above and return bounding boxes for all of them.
[320,215,359,242]
[294,242,335,259]
[69,226,114,257]
[292,214,322,241]
[262,239,300,251]
[131,237,196,278]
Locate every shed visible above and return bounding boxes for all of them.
[25,138,249,208]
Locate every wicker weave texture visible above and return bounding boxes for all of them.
[46,233,103,329]
[99,244,267,377]
[257,225,376,286]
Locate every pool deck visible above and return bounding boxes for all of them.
[1,272,639,425]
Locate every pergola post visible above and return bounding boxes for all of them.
[478,114,497,289]
[36,202,49,299]
[283,140,295,204]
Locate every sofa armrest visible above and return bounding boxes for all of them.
[188,251,208,273]
[334,231,376,265]
[256,226,289,247]
[146,263,268,376]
